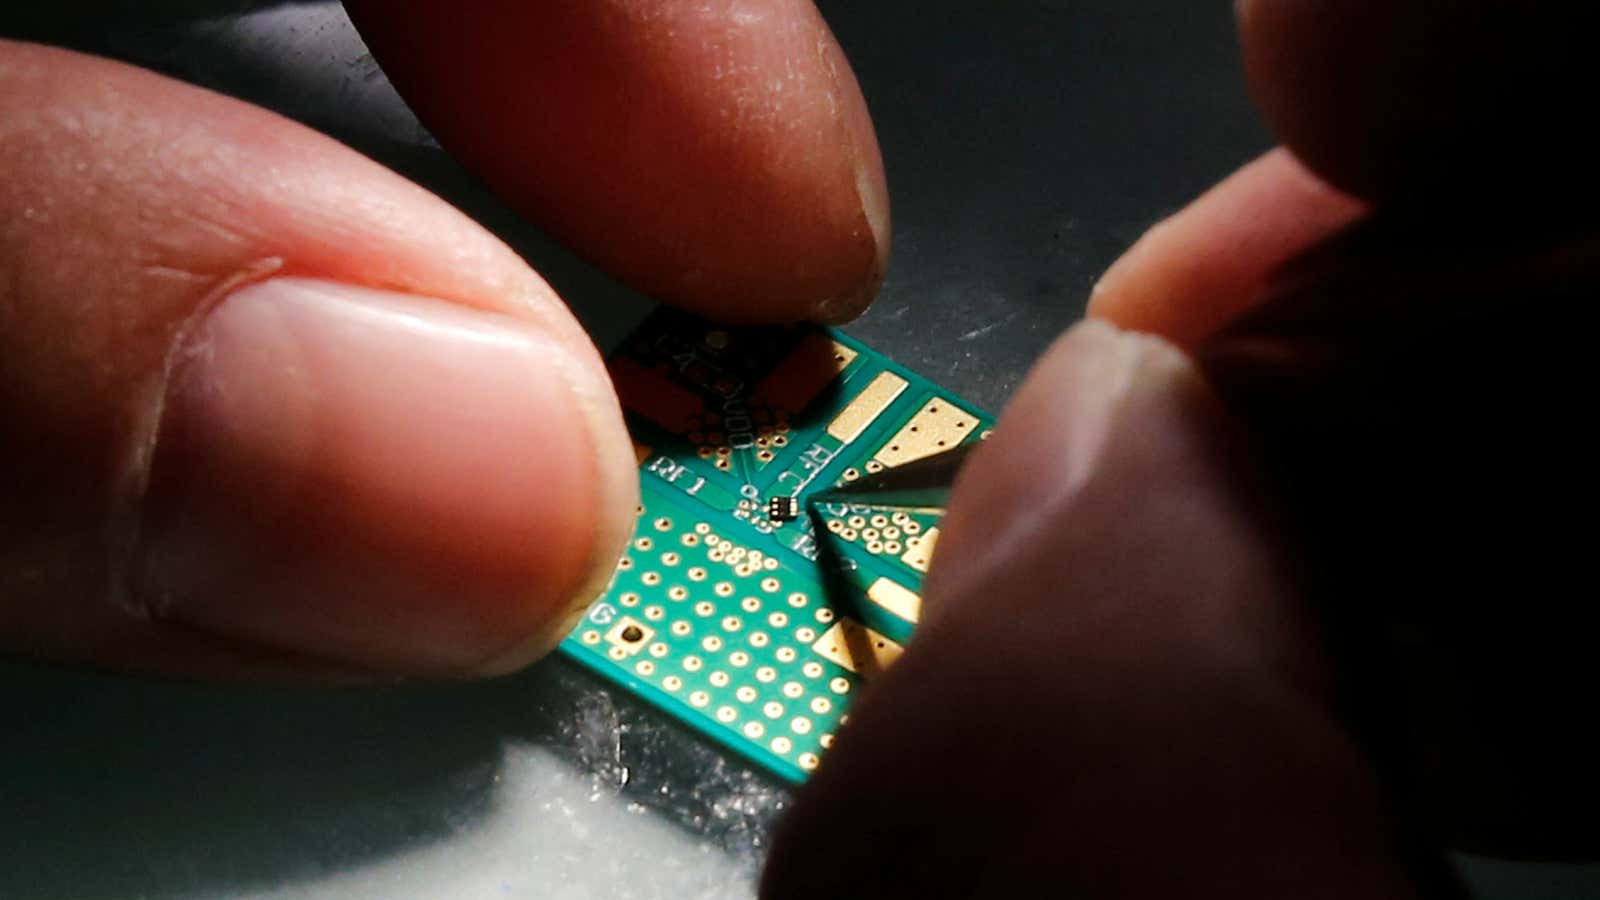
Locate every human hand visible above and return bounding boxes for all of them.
[763,1,1597,896]
[0,1,885,678]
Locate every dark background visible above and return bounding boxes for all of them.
[2,2,1594,897]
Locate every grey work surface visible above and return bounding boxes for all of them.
[2,3,1597,898]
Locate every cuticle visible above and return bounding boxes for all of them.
[105,257,286,621]
[811,31,889,327]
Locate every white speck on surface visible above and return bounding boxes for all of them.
[959,310,1020,343]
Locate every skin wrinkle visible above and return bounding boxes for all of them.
[3,39,642,674]
[669,2,867,290]
[109,257,286,620]
[129,280,618,675]
[346,0,887,320]
[132,85,556,330]
[2,5,891,670]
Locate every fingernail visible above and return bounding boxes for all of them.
[810,153,891,325]
[812,33,891,326]
[135,277,631,675]
[1084,214,1173,325]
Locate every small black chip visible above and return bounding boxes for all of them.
[768,495,799,523]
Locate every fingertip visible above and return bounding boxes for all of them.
[1089,149,1365,346]
[810,154,890,325]
[812,32,892,325]
[766,312,1416,897]
[350,0,890,323]
[135,277,634,677]
[473,345,641,678]
[1,41,641,679]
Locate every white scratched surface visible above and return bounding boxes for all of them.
[236,745,759,900]
[0,655,786,899]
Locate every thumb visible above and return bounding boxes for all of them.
[763,321,1443,898]
[0,41,635,679]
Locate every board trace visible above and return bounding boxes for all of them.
[560,309,992,782]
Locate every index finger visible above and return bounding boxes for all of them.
[347,0,889,324]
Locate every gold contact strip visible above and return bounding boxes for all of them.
[873,397,979,467]
[811,618,904,677]
[826,371,908,444]
[866,576,922,624]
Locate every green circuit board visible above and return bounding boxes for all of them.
[559,309,993,783]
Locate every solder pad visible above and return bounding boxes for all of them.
[560,309,993,783]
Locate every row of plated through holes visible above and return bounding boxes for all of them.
[579,516,850,771]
